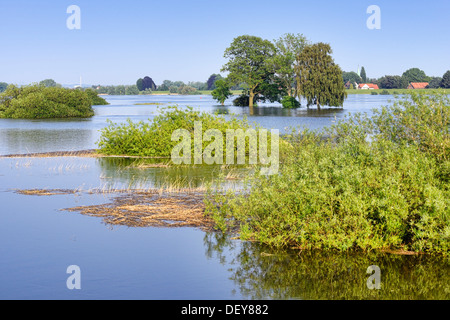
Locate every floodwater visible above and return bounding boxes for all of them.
[0,94,448,300]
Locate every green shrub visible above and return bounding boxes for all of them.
[84,88,109,105]
[233,94,253,107]
[371,91,379,95]
[380,89,390,95]
[205,91,450,255]
[281,96,300,109]
[0,84,99,119]
[97,106,269,160]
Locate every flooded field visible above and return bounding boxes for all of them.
[0,95,448,300]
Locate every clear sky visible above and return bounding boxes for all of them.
[1,0,449,86]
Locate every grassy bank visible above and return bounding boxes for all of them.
[205,91,450,255]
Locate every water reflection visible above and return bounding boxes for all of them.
[0,128,94,155]
[0,94,394,155]
[96,158,247,190]
[213,105,346,118]
[204,233,450,300]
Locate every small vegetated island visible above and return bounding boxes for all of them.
[0,84,108,119]
[204,91,450,255]
[96,91,450,256]
[94,33,450,256]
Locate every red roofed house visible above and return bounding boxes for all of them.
[357,83,379,90]
[407,82,429,89]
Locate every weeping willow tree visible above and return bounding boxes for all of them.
[296,42,347,110]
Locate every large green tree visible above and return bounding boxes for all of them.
[342,71,362,85]
[360,66,367,83]
[136,78,144,91]
[427,77,442,89]
[295,43,347,110]
[378,75,406,89]
[221,35,276,112]
[401,68,430,86]
[270,33,309,99]
[211,79,232,105]
[441,70,450,88]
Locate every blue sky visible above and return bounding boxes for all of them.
[1,0,449,86]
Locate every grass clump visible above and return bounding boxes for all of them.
[0,84,107,119]
[205,91,450,255]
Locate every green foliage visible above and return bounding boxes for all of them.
[402,68,430,85]
[379,89,390,95]
[378,75,408,89]
[0,82,7,93]
[169,86,178,94]
[270,33,309,98]
[206,74,223,90]
[441,70,450,89]
[232,94,256,107]
[0,84,97,119]
[136,78,144,91]
[371,90,450,163]
[39,79,59,88]
[205,92,450,255]
[221,35,276,108]
[281,96,300,109]
[84,89,109,105]
[178,85,201,95]
[296,43,347,109]
[211,79,232,105]
[125,85,140,95]
[427,77,443,89]
[97,85,141,95]
[139,88,153,95]
[342,71,362,85]
[360,66,367,83]
[97,106,258,159]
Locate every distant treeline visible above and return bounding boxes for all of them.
[91,74,244,96]
[343,68,450,89]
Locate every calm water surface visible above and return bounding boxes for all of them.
[0,95,448,300]
[0,94,387,155]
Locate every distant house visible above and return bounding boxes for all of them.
[357,83,379,90]
[407,82,429,89]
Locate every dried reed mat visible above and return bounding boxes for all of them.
[64,192,215,230]
[1,150,100,158]
[16,189,78,196]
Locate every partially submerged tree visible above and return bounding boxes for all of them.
[270,33,309,99]
[296,42,347,110]
[211,79,232,105]
[221,35,276,112]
